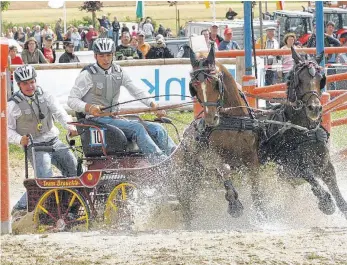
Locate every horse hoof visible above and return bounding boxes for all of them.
[318,195,336,215]
[227,200,244,218]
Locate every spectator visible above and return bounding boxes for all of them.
[71,27,82,51]
[130,36,138,49]
[5,29,13,39]
[146,34,174,59]
[225,8,238,20]
[137,31,151,58]
[279,33,297,82]
[157,24,165,36]
[55,18,63,49]
[138,18,145,31]
[32,25,42,48]
[21,37,47,64]
[209,24,223,46]
[17,27,26,44]
[41,24,55,41]
[325,21,341,90]
[131,25,137,37]
[25,27,32,41]
[116,31,143,60]
[121,23,130,34]
[78,25,87,50]
[257,27,280,86]
[13,26,18,40]
[164,28,173,38]
[98,14,111,30]
[8,46,24,95]
[112,16,121,46]
[98,26,108,38]
[41,35,56,63]
[59,41,80,63]
[64,26,73,42]
[219,28,240,50]
[202,29,218,51]
[143,19,154,39]
[85,25,98,50]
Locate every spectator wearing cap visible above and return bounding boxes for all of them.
[146,34,174,59]
[137,31,151,58]
[59,41,80,63]
[71,27,82,51]
[21,37,48,64]
[41,34,56,63]
[116,31,143,60]
[112,16,121,46]
[219,28,240,51]
[225,8,238,20]
[209,24,223,47]
[256,27,279,86]
[85,25,98,50]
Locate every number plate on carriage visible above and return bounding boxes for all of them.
[90,128,107,147]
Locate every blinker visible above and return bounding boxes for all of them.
[308,65,316,77]
[198,72,205,82]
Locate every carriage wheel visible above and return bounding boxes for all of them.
[104,183,137,227]
[33,188,90,232]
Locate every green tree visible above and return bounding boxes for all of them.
[79,1,103,28]
[1,1,10,11]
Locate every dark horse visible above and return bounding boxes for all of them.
[173,43,264,224]
[260,47,347,218]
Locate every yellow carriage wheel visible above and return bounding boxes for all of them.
[104,182,137,226]
[33,188,90,232]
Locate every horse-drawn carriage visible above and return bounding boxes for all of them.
[18,44,347,233]
[22,115,178,232]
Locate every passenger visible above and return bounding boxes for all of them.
[8,65,78,213]
[67,38,176,162]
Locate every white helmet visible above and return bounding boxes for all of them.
[14,65,37,83]
[93,38,115,54]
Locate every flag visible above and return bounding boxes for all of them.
[136,1,144,19]
[276,1,285,10]
[204,1,210,9]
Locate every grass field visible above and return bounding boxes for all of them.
[2,1,306,34]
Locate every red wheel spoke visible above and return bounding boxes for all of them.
[38,205,58,222]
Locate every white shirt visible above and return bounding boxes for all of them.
[68,64,155,113]
[8,89,75,145]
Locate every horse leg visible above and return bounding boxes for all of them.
[215,165,244,218]
[250,171,268,220]
[320,161,347,219]
[302,168,336,215]
[224,179,244,218]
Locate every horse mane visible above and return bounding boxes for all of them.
[216,61,249,116]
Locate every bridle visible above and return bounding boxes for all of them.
[189,65,224,108]
[287,60,325,111]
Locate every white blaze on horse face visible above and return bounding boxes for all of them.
[201,82,208,113]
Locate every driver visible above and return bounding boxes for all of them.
[67,38,176,162]
[8,65,78,212]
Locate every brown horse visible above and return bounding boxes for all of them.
[181,43,264,219]
[260,47,347,219]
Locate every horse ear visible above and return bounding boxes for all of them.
[189,47,198,66]
[316,51,324,65]
[291,46,302,64]
[207,42,215,65]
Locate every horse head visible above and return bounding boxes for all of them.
[287,46,326,123]
[189,43,223,126]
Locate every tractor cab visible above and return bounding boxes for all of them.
[272,10,314,46]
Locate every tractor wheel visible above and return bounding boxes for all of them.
[33,188,90,232]
[104,182,137,228]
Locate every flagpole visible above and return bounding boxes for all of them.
[212,0,216,22]
[63,2,67,34]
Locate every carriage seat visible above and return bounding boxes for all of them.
[75,117,140,157]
